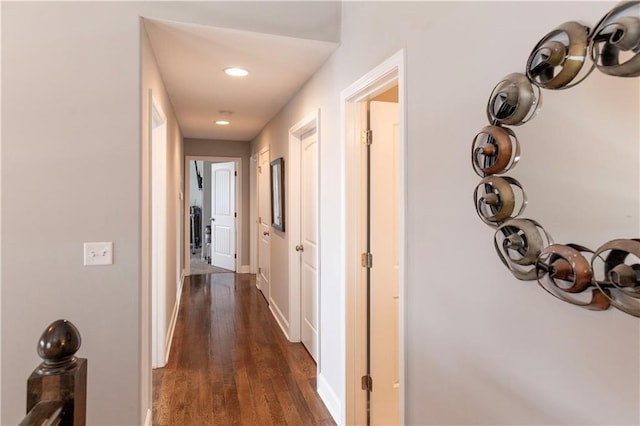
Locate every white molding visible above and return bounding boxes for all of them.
[317,373,341,425]
[141,85,152,426]
[144,408,152,426]
[397,49,408,426]
[238,264,251,273]
[164,273,185,365]
[341,50,404,103]
[151,90,168,370]
[0,0,3,417]
[249,154,258,274]
[269,298,290,340]
[0,2,3,419]
[256,145,271,298]
[288,109,321,346]
[341,49,406,426]
[290,110,320,136]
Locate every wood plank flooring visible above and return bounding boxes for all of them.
[153,273,335,426]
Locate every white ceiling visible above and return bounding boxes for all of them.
[144,18,339,141]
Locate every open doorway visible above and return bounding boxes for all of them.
[184,156,243,276]
[343,51,406,425]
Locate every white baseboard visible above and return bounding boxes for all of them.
[269,298,290,339]
[164,274,185,364]
[144,408,152,426]
[238,264,251,273]
[317,373,341,425]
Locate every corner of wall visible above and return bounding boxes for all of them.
[638,79,640,426]
[164,273,185,366]
[269,301,290,340]
[144,408,152,426]
[0,0,3,420]
[317,373,342,425]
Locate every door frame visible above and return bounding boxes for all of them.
[288,110,321,353]
[256,145,271,297]
[183,155,243,276]
[250,155,258,274]
[151,92,168,369]
[342,50,406,425]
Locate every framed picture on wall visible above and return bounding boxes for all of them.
[270,157,285,232]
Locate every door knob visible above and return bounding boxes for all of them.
[295,245,304,252]
[210,218,215,221]
[263,231,270,236]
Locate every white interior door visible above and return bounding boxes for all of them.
[370,100,400,425]
[258,148,271,298]
[300,130,319,361]
[210,162,236,271]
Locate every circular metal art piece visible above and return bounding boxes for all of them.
[474,176,526,226]
[535,244,610,310]
[591,2,640,77]
[471,125,520,176]
[591,239,640,316]
[526,22,593,89]
[494,218,552,280]
[487,73,542,126]
[472,1,640,317]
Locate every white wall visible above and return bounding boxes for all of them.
[3,1,638,424]
[2,3,145,424]
[1,2,341,424]
[142,19,184,415]
[0,5,183,424]
[252,1,640,424]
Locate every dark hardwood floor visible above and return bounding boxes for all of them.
[153,273,335,426]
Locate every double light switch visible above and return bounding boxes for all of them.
[83,242,113,266]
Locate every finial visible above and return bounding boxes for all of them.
[36,319,81,374]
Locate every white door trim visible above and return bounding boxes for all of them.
[250,155,258,274]
[184,155,243,276]
[256,145,271,297]
[0,1,4,415]
[341,49,407,426]
[288,110,321,351]
[151,92,168,369]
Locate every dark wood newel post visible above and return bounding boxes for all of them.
[24,319,87,426]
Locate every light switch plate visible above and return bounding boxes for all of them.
[84,242,113,266]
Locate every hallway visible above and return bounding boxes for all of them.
[152,273,335,425]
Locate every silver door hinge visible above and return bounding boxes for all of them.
[235,171,237,177]
[234,254,237,259]
[361,375,373,392]
[362,130,372,146]
[361,252,373,268]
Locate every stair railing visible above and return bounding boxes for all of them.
[19,319,87,426]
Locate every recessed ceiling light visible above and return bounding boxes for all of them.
[215,120,230,126]
[224,67,249,77]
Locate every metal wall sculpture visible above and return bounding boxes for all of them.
[472,1,640,317]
